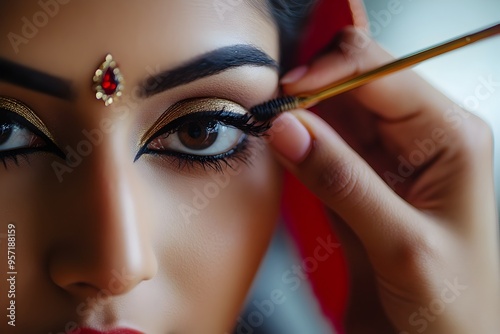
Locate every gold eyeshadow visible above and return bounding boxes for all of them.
[0,96,55,142]
[139,97,248,147]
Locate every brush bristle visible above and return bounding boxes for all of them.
[250,96,299,121]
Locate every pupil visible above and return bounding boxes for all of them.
[187,123,202,139]
[179,120,219,151]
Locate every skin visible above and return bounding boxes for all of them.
[0,1,282,333]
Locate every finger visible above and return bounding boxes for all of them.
[268,109,425,258]
[282,26,445,121]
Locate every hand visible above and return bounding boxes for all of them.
[268,27,500,334]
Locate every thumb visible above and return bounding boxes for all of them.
[268,109,423,258]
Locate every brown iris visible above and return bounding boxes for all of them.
[178,119,219,150]
[139,98,248,149]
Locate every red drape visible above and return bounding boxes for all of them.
[282,1,366,332]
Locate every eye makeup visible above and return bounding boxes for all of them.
[0,97,56,142]
[0,96,64,166]
[139,98,249,148]
[136,97,271,172]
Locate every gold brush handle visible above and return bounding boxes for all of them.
[297,22,500,109]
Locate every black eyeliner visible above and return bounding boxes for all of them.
[135,110,270,164]
[0,109,65,166]
[145,138,253,173]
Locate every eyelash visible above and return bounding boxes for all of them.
[137,109,271,172]
[0,148,43,169]
[0,148,30,169]
[0,112,63,169]
[0,106,271,173]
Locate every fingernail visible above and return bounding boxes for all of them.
[269,113,312,163]
[280,65,308,84]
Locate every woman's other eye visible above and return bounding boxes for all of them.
[0,121,46,152]
[0,97,64,167]
[147,118,245,156]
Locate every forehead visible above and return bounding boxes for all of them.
[0,0,278,82]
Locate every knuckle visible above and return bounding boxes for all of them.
[459,114,494,157]
[315,156,364,205]
[337,26,383,71]
[342,26,374,51]
[470,115,493,148]
[393,229,443,272]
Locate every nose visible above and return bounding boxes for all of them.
[48,146,158,299]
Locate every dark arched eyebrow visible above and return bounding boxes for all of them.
[139,44,279,98]
[0,44,277,101]
[0,57,74,100]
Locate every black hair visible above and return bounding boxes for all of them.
[266,0,318,71]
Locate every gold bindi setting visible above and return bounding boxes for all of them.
[92,54,124,106]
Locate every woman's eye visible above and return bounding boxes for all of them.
[147,119,245,156]
[137,98,272,171]
[0,122,46,152]
[0,97,63,166]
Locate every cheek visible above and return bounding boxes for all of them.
[146,145,283,331]
[0,159,77,327]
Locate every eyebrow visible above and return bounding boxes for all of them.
[140,44,278,98]
[0,57,74,100]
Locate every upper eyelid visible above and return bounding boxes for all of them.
[138,97,248,148]
[0,96,56,143]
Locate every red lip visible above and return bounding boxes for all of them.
[72,329,143,334]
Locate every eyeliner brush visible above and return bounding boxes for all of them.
[250,22,500,121]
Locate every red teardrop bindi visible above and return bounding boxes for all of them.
[101,68,118,95]
[92,54,124,106]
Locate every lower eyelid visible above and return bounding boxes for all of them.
[0,148,57,169]
[154,125,244,155]
[143,135,259,174]
[137,107,270,165]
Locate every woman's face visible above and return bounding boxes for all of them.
[0,1,282,332]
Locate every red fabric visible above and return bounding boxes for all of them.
[282,1,364,332]
[299,0,357,64]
